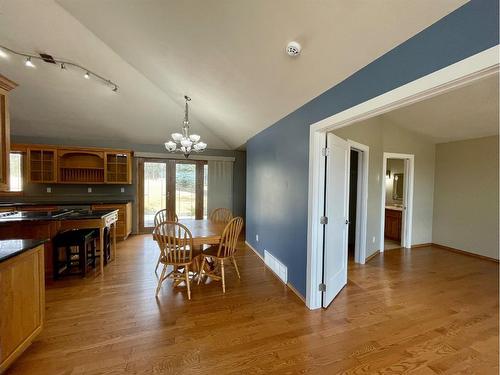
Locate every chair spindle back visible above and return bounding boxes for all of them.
[153,221,193,264]
[217,217,243,258]
[209,208,233,224]
[154,209,178,226]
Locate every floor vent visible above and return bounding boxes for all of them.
[264,250,287,284]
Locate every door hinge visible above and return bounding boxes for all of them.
[320,216,328,225]
[319,283,326,292]
[321,147,330,157]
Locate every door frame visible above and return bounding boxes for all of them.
[348,140,369,264]
[306,45,499,310]
[381,153,414,250]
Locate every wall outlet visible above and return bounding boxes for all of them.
[87,187,92,193]
[256,234,259,242]
[120,187,125,193]
[46,187,51,193]
[372,236,376,243]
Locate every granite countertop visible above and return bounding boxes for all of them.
[0,208,119,223]
[385,205,403,211]
[0,200,133,208]
[0,238,48,263]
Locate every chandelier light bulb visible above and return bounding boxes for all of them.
[180,139,193,148]
[25,57,35,68]
[189,134,201,143]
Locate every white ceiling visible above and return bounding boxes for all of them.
[0,0,467,149]
[381,73,499,143]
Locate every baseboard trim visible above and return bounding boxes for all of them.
[365,250,380,262]
[244,241,306,303]
[411,243,433,248]
[432,243,499,263]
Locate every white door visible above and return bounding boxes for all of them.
[322,133,349,308]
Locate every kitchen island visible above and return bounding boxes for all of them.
[0,208,118,277]
[0,239,46,373]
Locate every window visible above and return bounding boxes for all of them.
[8,153,23,192]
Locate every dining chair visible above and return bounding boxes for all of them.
[153,221,195,300]
[209,207,233,224]
[198,217,244,293]
[154,209,178,226]
[154,209,178,272]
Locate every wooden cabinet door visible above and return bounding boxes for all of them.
[105,152,132,184]
[27,148,57,183]
[385,209,402,241]
[0,75,17,191]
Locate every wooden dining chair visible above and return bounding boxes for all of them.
[198,217,244,293]
[153,221,195,300]
[209,208,233,224]
[154,209,178,226]
[154,209,178,272]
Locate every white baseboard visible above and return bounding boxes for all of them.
[244,241,305,303]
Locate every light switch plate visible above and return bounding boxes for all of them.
[46,187,51,193]
[87,187,92,193]
[120,187,125,193]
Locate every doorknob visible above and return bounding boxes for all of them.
[345,220,350,225]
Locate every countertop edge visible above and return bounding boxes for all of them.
[0,239,48,264]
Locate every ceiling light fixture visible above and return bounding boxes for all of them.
[0,44,119,92]
[164,95,207,158]
[25,57,35,68]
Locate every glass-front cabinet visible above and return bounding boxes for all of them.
[27,148,57,183]
[105,152,132,184]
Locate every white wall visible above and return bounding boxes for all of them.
[433,136,499,259]
[333,116,436,257]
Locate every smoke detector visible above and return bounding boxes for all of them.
[285,41,301,57]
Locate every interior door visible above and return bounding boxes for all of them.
[322,133,349,308]
[401,158,409,247]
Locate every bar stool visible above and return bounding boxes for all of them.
[53,229,98,279]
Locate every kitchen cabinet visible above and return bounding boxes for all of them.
[27,148,58,183]
[0,243,45,372]
[0,75,17,191]
[384,208,402,242]
[20,144,133,185]
[91,202,132,240]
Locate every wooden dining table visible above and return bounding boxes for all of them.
[178,219,226,248]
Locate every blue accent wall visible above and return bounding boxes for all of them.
[246,0,499,297]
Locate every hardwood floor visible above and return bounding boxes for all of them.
[6,237,498,374]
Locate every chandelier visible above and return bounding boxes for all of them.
[164,95,207,158]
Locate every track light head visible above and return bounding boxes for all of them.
[112,85,118,93]
[0,49,7,59]
[25,57,35,68]
[84,71,90,79]
[60,63,66,70]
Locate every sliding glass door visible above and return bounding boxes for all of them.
[138,159,207,232]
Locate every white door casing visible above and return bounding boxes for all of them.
[322,133,349,307]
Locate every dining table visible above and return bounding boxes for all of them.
[178,218,226,248]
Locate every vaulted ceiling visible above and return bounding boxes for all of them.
[0,0,467,149]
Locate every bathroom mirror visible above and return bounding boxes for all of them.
[392,173,404,201]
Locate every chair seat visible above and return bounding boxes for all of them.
[158,247,202,265]
[201,245,224,258]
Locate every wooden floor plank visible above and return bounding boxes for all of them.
[5,237,498,374]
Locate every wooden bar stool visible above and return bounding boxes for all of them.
[53,229,98,279]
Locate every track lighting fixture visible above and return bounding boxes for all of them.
[0,44,119,92]
[25,57,35,68]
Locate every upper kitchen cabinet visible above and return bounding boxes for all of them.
[105,152,132,184]
[27,148,58,183]
[20,144,133,184]
[0,74,18,191]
